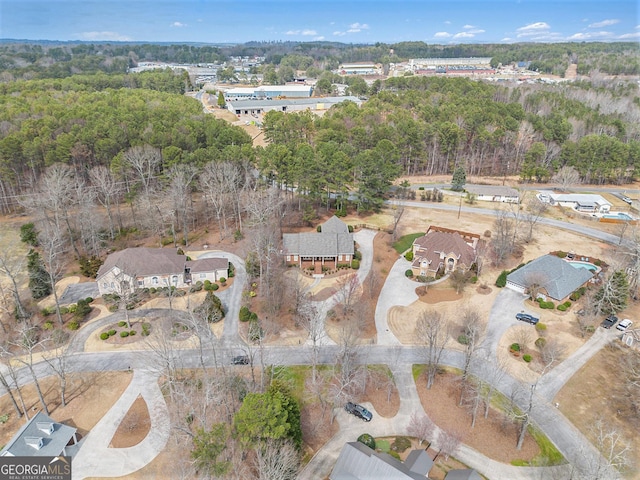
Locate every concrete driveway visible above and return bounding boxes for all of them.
[59,282,99,305]
[72,369,170,480]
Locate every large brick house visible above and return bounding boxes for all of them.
[282,216,354,273]
[410,226,479,277]
[96,248,228,296]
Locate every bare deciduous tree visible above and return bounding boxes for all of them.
[521,194,548,243]
[168,164,199,247]
[415,310,450,389]
[253,438,300,480]
[123,145,162,197]
[490,208,518,266]
[552,165,581,191]
[434,429,463,462]
[89,166,123,239]
[334,273,360,317]
[10,325,49,414]
[407,410,435,445]
[42,341,72,407]
[0,231,29,321]
[38,226,67,325]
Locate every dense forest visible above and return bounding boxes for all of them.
[1,40,639,81]
[0,41,638,218]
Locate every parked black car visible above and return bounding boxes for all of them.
[516,313,539,325]
[231,355,249,365]
[600,314,618,329]
[345,402,373,422]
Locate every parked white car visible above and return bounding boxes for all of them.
[617,319,633,331]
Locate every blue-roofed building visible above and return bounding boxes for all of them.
[1,411,78,458]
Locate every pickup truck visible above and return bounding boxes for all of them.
[601,314,618,329]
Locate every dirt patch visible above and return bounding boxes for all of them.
[109,394,151,448]
[556,344,639,474]
[0,372,131,447]
[365,368,400,418]
[416,371,541,464]
[476,285,492,295]
[416,286,463,304]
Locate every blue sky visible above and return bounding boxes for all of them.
[1,0,639,44]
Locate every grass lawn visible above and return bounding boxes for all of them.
[393,233,424,254]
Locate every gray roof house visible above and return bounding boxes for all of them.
[0,411,77,457]
[96,248,228,296]
[282,216,354,272]
[506,254,594,301]
[444,469,482,480]
[465,184,519,203]
[330,442,433,480]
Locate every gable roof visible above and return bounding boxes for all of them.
[413,231,476,267]
[465,184,519,197]
[282,216,353,258]
[330,442,429,480]
[186,257,228,273]
[506,255,593,300]
[97,247,186,278]
[1,411,76,457]
[444,470,482,480]
[321,216,350,234]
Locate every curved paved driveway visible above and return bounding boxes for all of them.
[72,369,170,480]
[374,256,416,345]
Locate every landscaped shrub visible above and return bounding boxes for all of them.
[351,259,360,269]
[557,301,571,312]
[85,297,94,303]
[523,354,532,362]
[316,225,322,232]
[348,225,354,233]
[495,270,508,288]
[228,262,235,277]
[510,343,521,352]
[41,306,55,316]
[535,337,547,349]
[357,433,376,450]
[535,323,547,334]
[537,299,555,309]
[118,321,127,327]
[405,269,414,278]
[129,330,136,336]
[391,436,412,453]
[141,323,151,336]
[42,320,54,330]
[388,451,401,460]
[100,332,109,340]
[470,276,478,283]
[204,280,213,290]
[67,321,79,331]
[59,306,69,315]
[78,255,103,278]
[458,334,469,345]
[354,251,362,261]
[239,306,252,322]
[219,277,226,285]
[556,251,567,258]
[404,251,414,261]
[149,287,157,294]
[108,329,117,336]
[212,283,219,291]
[120,331,129,338]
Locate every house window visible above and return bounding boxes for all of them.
[338,255,343,261]
[138,280,143,287]
[199,273,206,279]
[152,277,158,285]
[172,275,178,284]
[110,282,114,288]
[103,283,108,289]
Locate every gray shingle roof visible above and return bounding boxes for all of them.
[444,469,482,480]
[282,217,354,258]
[186,257,228,273]
[0,411,76,457]
[507,255,593,300]
[97,248,186,278]
[330,442,428,480]
[465,184,519,197]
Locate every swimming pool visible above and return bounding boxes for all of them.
[603,212,634,220]
[568,261,598,272]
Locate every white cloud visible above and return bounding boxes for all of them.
[314,36,325,41]
[171,22,187,28]
[80,31,132,41]
[444,20,451,25]
[588,19,619,28]
[462,24,476,29]
[517,22,550,33]
[333,31,346,36]
[347,22,369,33]
[285,29,317,36]
[466,28,485,34]
[567,31,614,40]
[453,32,475,39]
[636,25,640,29]
[434,31,452,38]
[501,37,513,42]
[619,31,640,39]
